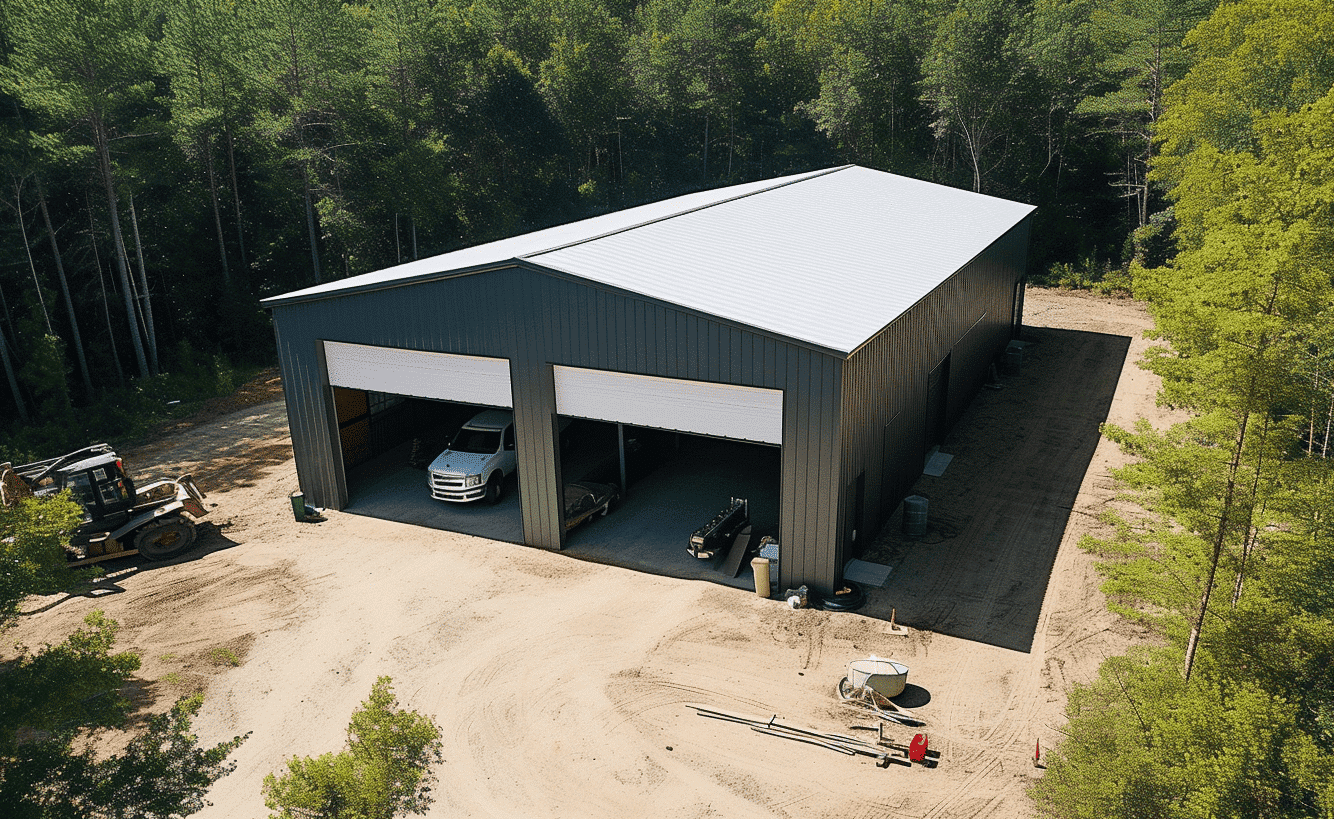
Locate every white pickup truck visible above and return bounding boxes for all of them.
[428,410,516,503]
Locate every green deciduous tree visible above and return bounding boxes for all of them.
[263,676,443,819]
[0,493,248,817]
[538,0,631,183]
[162,0,262,291]
[781,0,938,167]
[247,0,368,283]
[628,0,765,182]
[1074,0,1214,226]
[1033,2,1334,816]
[920,0,1028,192]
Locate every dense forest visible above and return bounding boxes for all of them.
[1,1,1333,816]
[1030,2,1334,815]
[0,0,1207,443]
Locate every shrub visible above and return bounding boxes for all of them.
[263,677,443,819]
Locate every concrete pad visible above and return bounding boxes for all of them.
[562,437,780,590]
[343,444,524,543]
[922,450,953,477]
[843,558,892,588]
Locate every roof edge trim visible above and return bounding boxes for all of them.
[261,262,521,309]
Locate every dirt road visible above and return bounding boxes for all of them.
[8,288,1168,818]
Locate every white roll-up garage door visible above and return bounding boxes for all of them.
[324,341,512,407]
[553,366,783,445]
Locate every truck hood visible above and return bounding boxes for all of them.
[427,450,497,476]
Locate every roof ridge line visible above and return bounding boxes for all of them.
[520,165,853,261]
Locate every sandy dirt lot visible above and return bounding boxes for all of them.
[8,288,1171,818]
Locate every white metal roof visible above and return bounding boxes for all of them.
[264,166,1034,353]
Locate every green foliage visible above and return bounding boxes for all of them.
[1036,2,1334,815]
[0,348,262,466]
[0,0,1264,429]
[208,647,241,667]
[263,676,443,819]
[1,694,250,819]
[0,491,83,623]
[1033,648,1334,818]
[920,0,1029,193]
[1045,453,1334,816]
[0,494,247,817]
[1072,0,1214,221]
[1041,256,1133,294]
[18,333,73,421]
[0,611,140,746]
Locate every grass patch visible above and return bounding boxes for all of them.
[209,647,242,667]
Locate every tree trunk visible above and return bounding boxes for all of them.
[727,111,734,179]
[1324,389,1333,458]
[1183,281,1280,681]
[702,114,709,184]
[36,176,93,398]
[88,196,125,386]
[204,134,231,287]
[225,124,248,271]
[1230,415,1271,607]
[303,164,322,284]
[0,300,27,423]
[93,114,150,379]
[127,191,158,375]
[12,180,54,334]
[1183,408,1249,682]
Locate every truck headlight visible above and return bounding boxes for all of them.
[465,474,482,488]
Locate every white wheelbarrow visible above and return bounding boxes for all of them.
[838,657,908,699]
[836,657,923,726]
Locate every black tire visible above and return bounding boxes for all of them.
[133,517,197,561]
[837,677,855,700]
[484,474,503,504]
[817,581,866,612]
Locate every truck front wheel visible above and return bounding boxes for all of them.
[134,517,198,560]
[484,474,503,504]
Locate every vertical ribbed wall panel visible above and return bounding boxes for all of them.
[270,265,846,590]
[837,215,1032,558]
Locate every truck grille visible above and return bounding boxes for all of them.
[431,474,466,491]
[428,472,483,502]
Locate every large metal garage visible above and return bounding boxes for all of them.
[264,165,1034,593]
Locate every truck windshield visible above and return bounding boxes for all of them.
[450,428,501,455]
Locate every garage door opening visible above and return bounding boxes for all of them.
[336,393,524,543]
[557,417,781,589]
[323,341,523,542]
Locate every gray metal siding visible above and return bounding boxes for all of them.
[271,266,844,589]
[837,216,1032,559]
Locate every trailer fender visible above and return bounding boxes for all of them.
[107,502,190,543]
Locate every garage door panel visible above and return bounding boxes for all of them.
[554,366,782,445]
[324,341,512,407]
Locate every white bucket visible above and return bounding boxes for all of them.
[848,658,909,698]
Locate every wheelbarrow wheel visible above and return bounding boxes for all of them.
[837,677,856,701]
